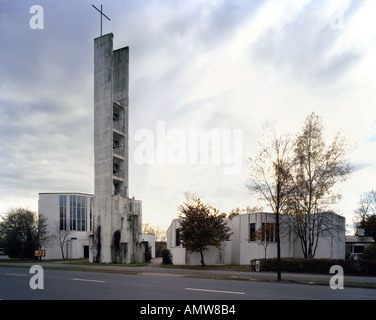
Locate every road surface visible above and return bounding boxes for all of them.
[0,266,375,301]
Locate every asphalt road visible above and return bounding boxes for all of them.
[0,266,375,301]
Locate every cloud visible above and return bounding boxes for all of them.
[249,0,365,84]
[0,1,96,211]
[0,0,375,233]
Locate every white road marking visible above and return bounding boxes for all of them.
[6,273,27,277]
[72,278,105,283]
[185,287,245,295]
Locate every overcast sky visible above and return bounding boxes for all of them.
[0,0,375,232]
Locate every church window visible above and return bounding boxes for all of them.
[70,195,87,231]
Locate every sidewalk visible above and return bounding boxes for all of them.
[1,260,375,286]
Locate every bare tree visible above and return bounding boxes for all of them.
[50,221,73,260]
[254,220,276,260]
[354,190,376,240]
[248,123,295,281]
[142,223,167,257]
[285,113,351,258]
[354,190,376,222]
[37,213,51,251]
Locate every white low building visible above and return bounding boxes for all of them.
[345,235,374,260]
[167,212,345,265]
[141,233,156,258]
[38,192,155,260]
[39,192,94,260]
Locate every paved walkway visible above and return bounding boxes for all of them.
[149,257,162,265]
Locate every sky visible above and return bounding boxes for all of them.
[0,0,375,232]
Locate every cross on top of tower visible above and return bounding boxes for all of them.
[92,4,111,36]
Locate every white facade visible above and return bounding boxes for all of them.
[38,192,155,261]
[38,192,94,260]
[167,212,345,265]
[167,219,232,265]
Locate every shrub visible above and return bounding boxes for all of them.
[364,244,376,260]
[161,249,172,265]
[144,252,152,262]
[250,258,376,276]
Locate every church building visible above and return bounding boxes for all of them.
[89,33,144,264]
[37,33,145,262]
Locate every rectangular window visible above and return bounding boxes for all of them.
[354,245,365,254]
[59,195,67,230]
[90,197,93,231]
[69,195,87,231]
[250,223,256,241]
[261,223,276,242]
[70,195,76,230]
[176,228,180,246]
[81,196,86,231]
[77,197,81,231]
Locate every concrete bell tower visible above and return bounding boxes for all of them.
[89,33,144,264]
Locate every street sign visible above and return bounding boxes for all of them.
[35,250,46,257]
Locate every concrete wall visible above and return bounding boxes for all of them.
[91,33,143,264]
[92,33,114,263]
[311,212,346,259]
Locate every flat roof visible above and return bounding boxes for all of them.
[345,236,374,243]
[39,192,94,196]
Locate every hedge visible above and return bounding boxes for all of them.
[250,258,376,276]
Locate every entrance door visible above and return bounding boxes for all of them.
[84,245,89,258]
